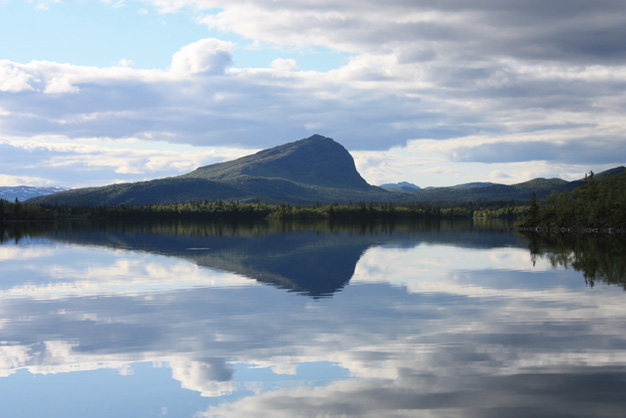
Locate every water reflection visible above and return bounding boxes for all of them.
[523,232,626,289]
[1,221,626,417]
[1,219,522,297]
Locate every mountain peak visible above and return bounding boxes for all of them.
[303,134,331,142]
[187,134,371,190]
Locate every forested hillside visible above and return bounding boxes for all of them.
[517,171,626,228]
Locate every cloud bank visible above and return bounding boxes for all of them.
[1,0,625,187]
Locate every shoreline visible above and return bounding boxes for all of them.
[513,226,626,234]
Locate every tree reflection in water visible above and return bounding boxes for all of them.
[523,232,626,289]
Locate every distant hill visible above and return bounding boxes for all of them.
[398,167,625,202]
[449,182,495,190]
[0,186,69,202]
[29,135,392,206]
[380,182,421,193]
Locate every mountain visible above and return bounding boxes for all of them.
[0,186,69,202]
[29,135,392,206]
[401,178,569,202]
[25,133,626,207]
[396,167,626,203]
[449,182,495,190]
[380,181,421,193]
[184,134,370,190]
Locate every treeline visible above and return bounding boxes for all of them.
[0,198,56,221]
[3,171,624,230]
[517,171,626,229]
[1,198,524,222]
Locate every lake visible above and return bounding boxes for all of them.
[1,220,626,417]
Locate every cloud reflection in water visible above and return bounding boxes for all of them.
[1,222,626,417]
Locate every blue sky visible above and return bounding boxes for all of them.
[1,0,625,188]
[0,1,350,71]
[1,1,209,68]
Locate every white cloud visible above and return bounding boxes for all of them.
[351,245,556,296]
[169,359,234,397]
[44,75,81,94]
[2,1,626,187]
[0,345,33,376]
[0,174,56,187]
[170,38,234,75]
[0,246,57,262]
[270,58,298,73]
[29,0,61,11]
[0,243,256,300]
[0,137,254,187]
[116,58,134,67]
[0,61,36,92]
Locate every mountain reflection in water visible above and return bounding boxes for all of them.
[1,220,626,418]
[0,219,520,297]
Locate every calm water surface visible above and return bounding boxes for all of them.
[1,220,626,417]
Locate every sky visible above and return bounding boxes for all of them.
[1,0,625,189]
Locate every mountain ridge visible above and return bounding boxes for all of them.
[391,167,625,202]
[23,135,626,206]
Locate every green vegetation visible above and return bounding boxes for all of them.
[0,198,56,222]
[517,171,626,229]
[403,177,572,203]
[6,170,625,230]
[2,198,524,223]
